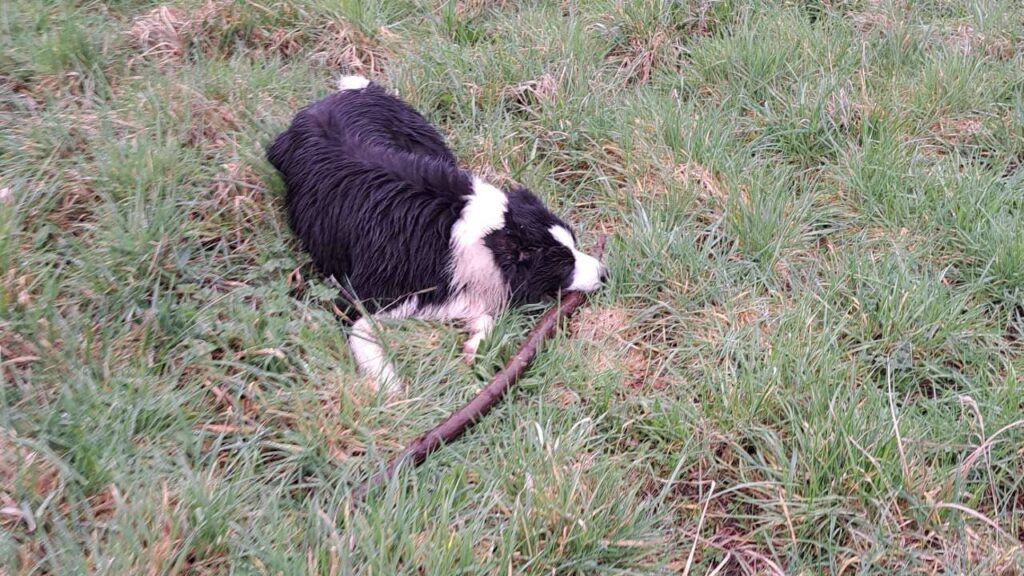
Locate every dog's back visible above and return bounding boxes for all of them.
[313,80,457,164]
[267,78,470,312]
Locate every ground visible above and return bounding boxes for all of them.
[2,0,1023,573]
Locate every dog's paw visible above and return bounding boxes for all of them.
[461,315,493,365]
[462,337,484,365]
[462,330,489,360]
[364,363,404,394]
[383,379,406,395]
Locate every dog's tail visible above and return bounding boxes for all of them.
[337,75,370,92]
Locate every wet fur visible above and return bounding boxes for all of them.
[267,77,603,390]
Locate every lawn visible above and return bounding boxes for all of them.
[2,0,1023,573]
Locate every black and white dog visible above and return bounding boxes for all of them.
[268,75,605,391]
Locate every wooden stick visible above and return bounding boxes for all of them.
[351,235,608,504]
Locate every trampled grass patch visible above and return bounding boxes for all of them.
[2,0,1023,573]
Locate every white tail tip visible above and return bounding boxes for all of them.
[337,75,370,92]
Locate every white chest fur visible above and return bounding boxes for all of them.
[438,178,510,321]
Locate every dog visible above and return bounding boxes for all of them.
[267,75,606,391]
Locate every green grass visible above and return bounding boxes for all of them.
[2,0,1024,573]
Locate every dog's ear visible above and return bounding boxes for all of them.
[485,229,522,269]
[486,228,517,251]
[506,185,544,209]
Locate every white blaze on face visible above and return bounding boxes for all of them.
[549,226,605,292]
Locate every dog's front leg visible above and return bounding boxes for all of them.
[350,315,402,393]
[462,314,494,364]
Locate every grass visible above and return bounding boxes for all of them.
[2,0,1023,573]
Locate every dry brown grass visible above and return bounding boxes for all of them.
[573,306,663,390]
[928,116,984,150]
[129,1,384,73]
[0,430,59,533]
[0,317,40,387]
[129,5,190,65]
[211,162,264,221]
[455,0,513,16]
[501,72,559,112]
[825,82,874,135]
[700,294,782,347]
[47,177,97,235]
[850,9,893,35]
[609,33,671,86]
[306,21,390,76]
[189,161,267,254]
[184,95,240,152]
[676,160,744,232]
[944,23,1019,61]
[916,114,992,163]
[1,271,33,310]
[677,161,727,207]
[849,0,895,36]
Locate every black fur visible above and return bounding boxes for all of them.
[268,83,466,312]
[267,80,582,317]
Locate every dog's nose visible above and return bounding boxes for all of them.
[599,265,609,283]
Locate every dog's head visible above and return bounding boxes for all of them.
[485,187,607,304]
